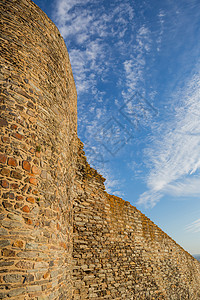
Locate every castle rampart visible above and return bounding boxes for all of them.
[0,1,200,299]
[73,140,200,299]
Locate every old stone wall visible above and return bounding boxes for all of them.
[73,140,200,299]
[1,1,200,300]
[0,0,77,298]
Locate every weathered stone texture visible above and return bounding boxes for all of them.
[73,140,200,299]
[1,0,200,299]
[0,0,77,298]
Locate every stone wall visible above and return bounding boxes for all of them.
[0,0,77,298]
[73,140,200,299]
[1,1,200,299]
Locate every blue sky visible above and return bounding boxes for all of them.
[33,0,200,254]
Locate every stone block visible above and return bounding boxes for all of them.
[1,180,9,188]
[8,157,17,167]
[10,170,22,180]
[22,205,30,213]
[0,240,10,247]
[7,288,25,297]
[7,213,23,222]
[3,274,22,283]
[27,285,42,292]
[0,153,7,164]
[22,160,31,172]
[2,219,22,229]
[12,240,24,249]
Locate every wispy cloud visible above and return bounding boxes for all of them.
[53,0,160,195]
[138,66,200,207]
[156,10,165,52]
[186,219,200,233]
[165,177,200,197]
[54,0,135,96]
[122,25,152,97]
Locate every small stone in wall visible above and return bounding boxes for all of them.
[22,205,30,213]
[26,197,35,203]
[22,161,31,172]
[13,240,24,248]
[2,249,16,257]
[1,168,10,176]
[3,274,22,283]
[32,165,41,175]
[8,157,17,167]
[0,153,7,164]
[10,170,22,180]
[29,177,37,185]
[1,180,9,188]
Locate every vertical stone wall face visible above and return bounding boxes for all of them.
[0,0,77,299]
[73,141,200,299]
[1,1,200,299]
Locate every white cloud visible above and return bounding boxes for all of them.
[156,10,165,51]
[138,190,163,208]
[122,25,152,105]
[54,0,135,96]
[186,219,200,233]
[54,0,106,95]
[68,49,90,93]
[136,26,151,52]
[165,177,200,197]
[53,0,155,196]
[53,0,153,109]
[138,67,200,207]
[54,0,92,36]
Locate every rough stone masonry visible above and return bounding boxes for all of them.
[0,0,200,299]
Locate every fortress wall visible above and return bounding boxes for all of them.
[1,1,200,299]
[73,141,200,299]
[0,0,77,299]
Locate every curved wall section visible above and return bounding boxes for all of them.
[0,0,77,298]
